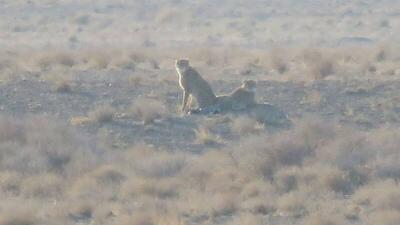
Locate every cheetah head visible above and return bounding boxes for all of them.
[175,59,190,71]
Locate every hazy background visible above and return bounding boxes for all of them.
[0,1,400,225]
[1,0,400,49]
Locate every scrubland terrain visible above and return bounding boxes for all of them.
[1,1,400,225]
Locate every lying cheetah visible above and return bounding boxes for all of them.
[216,80,257,112]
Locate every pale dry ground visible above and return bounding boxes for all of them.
[0,46,399,225]
[1,0,400,225]
[1,0,400,49]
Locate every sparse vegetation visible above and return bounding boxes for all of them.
[0,1,400,224]
[0,112,399,224]
[130,98,168,124]
[194,126,220,146]
[231,116,263,135]
[88,105,115,123]
[54,80,72,93]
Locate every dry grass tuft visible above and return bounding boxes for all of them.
[231,116,263,135]
[0,116,100,175]
[88,105,115,123]
[90,165,126,186]
[210,193,238,218]
[21,173,64,198]
[123,178,179,199]
[67,201,94,221]
[368,210,400,225]
[72,14,90,25]
[0,205,38,225]
[125,146,186,179]
[277,191,307,216]
[130,98,168,124]
[54,80,72,93]
[353,180,400,210]
[302,212,349,225]
[194,126,220,146]
[34,51,76,71]
[320,167,352,194]
[274,167,299,193]
[300,49,338,80]
[129,76,143,87]
[309,58,336,80]
[375,47,389,62]
[270,50,289,74]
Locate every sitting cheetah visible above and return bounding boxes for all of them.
[175,59,217,113]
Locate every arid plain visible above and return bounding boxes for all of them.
[0,1,400,225]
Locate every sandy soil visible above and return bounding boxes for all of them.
[1,1,400,225]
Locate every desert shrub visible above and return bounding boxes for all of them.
[270,51,289,74]
[380,19,390,28]
[0,116,26,143]
[119,213,154,225]
[88,105,115,123]
[181,150,239,194]
[229,214,264,225]
[54,80,72,93]
[241,197,277,215]
[130,98,167,124]
[300,49,337,80]
[155,8,186,24]
[0,171,21,195]
[209,193,238,218]
[90,165,126,186]
[122,177,179,199]
[129,76,143,87]
[118,210,183,225]
[240,179,275,200]
[319,166,352,194]
[66,201,94,221]
[233,120,331,179]
[109,55,136,70]
[0,115,100,175]
[72,14,90,25]
[361,61,377,75]
[277,191,307,216]
[194,126,220,146]
[34,51,75,71]
[315,126,400,181]
[231,116,262,135]
[366,127,400,180]
[274,167,299,193]
[0,214,38,225]
[367,210,400,225]
[315,129,373,172]
[67,176,101,200]
[375,47,388,62]
[131,152,185,178]
[0,55,18,72]
[80,51,110,70]
[301,212,349,225]
[0,203,39,225]
[41,67,75,94]
[21,173,64,198]
[353,180,400,210]
[309,58,336,79]
[302,89,322,105]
